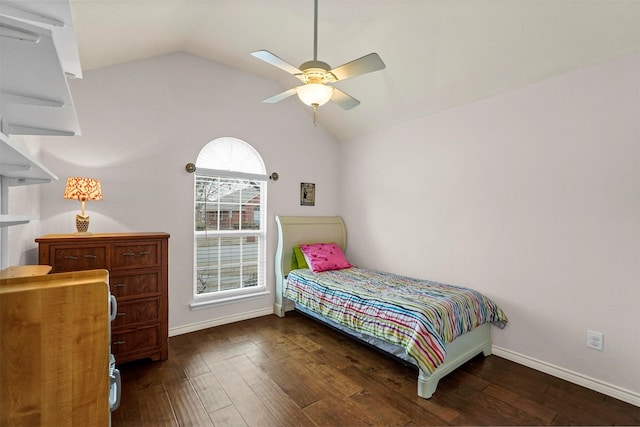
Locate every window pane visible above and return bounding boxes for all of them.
[195,176,262,232]
[195,231,261,295]
[217,203,236,230]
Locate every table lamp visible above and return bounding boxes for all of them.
[63,177,103,234]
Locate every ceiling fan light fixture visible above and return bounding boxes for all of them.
[296,83,334,107]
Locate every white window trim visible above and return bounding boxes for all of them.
[190,289,270,311]
[192,145,268,305]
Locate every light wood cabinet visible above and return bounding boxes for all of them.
[0,270,110,426]
[36,232,170,364]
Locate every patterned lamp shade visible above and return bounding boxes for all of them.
[63,177,103,201]
[64,177,103,233]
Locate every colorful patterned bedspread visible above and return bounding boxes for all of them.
[285,267,508,374]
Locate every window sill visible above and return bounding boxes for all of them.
[190,290,270,311]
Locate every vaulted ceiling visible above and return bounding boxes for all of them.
[70,0,640,142]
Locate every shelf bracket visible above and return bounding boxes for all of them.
[0,1,65,27]
[0,23,39,42]
[0,91,64,108]
[0,163,31,173]
[7,123,75,136]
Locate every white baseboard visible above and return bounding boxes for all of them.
[492,346,640,407]
[168,307,274,337]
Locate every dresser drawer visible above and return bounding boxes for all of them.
[112,298,160,328]
[110,271,160,299]
[112,324,161,361]
[50,246,107,273]
[110,242,160,270]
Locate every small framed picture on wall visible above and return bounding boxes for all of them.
[300,183,315,206]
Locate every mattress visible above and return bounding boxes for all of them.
[285,267,508,374]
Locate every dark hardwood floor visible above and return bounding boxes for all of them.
[112,312,639,426]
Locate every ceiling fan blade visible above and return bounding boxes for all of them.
[331,88,360,110]
[251,50,302,75]
[262,87,298,104]
[330,53,385,81]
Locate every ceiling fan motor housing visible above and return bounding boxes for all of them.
[298,60,337,84]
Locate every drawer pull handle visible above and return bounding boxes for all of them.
[116,312,125,317]
[123,252,135,257]
[113,341,125,345]
[84,254,97,259]
[114,283,126,287]
[139,251,151,256]
[64,255,78,260]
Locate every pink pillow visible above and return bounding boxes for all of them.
[299,243,352,272]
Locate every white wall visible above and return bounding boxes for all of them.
[340,54,640,398]
[32,52,341,331]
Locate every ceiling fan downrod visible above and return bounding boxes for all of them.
[313,0,319,61]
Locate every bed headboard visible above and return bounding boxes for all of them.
[274,215,347,316]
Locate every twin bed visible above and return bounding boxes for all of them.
[274,215,507,399]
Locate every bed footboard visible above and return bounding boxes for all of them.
[417,323,492,398]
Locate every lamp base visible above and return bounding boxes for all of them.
[75,214,91,234]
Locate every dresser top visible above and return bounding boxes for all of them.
[36,232,170,243]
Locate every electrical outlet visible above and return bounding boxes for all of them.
[587,330,604,351]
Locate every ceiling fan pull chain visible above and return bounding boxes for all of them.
[312,103,319,126]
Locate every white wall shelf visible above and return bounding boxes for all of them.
[0,132,58,267]
[1,1,82,136]
[0,215,37,227]
[0,0,80,266]
[0,132,57,228]
[0,133,58,183]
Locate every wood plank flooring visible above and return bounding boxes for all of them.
[112,312,639,426]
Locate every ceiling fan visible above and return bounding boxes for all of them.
[251,0,385,124]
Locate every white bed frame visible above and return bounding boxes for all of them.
[274,215,492,399]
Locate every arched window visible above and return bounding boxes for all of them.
[192,137,267,306]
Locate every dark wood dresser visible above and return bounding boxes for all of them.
[36,232,169,364]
